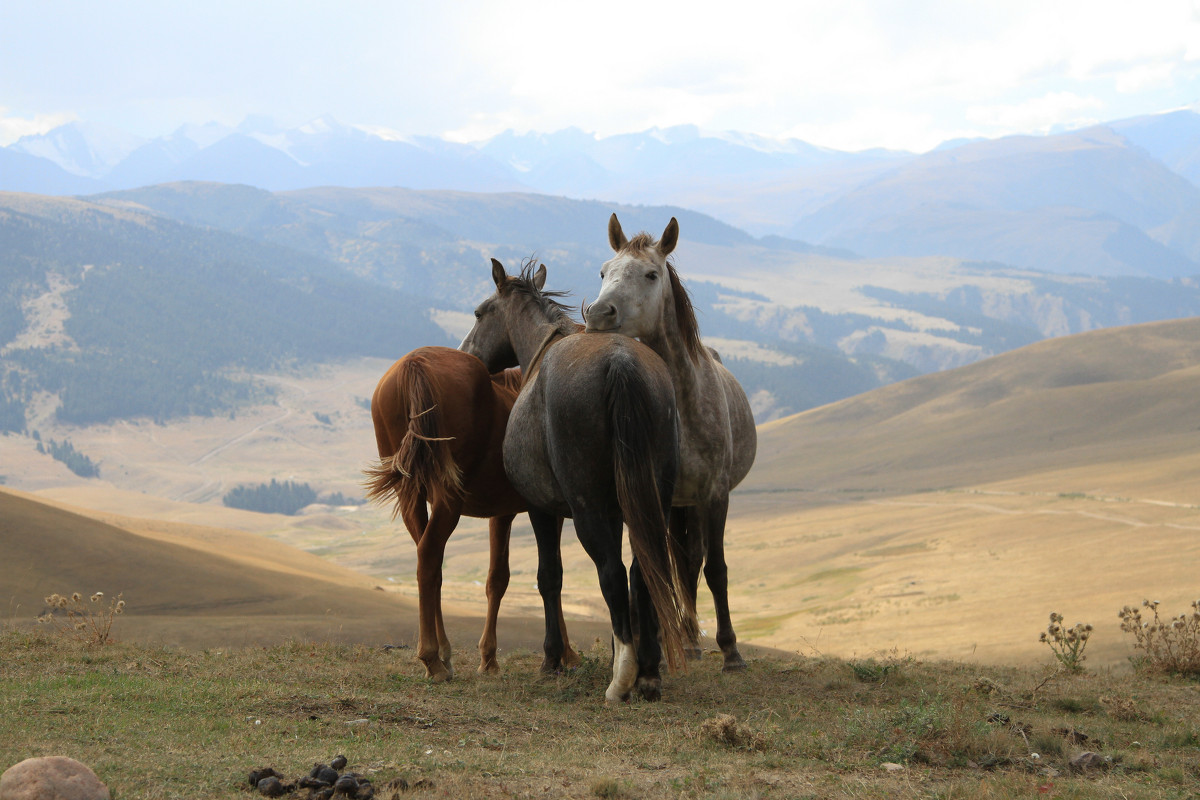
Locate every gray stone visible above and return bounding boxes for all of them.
[0,757,111,800]
[1069,751,1111,772]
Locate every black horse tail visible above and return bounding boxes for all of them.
[606,357,699,673]
[363,353,462,521]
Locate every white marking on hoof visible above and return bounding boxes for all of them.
[605,638,638,703]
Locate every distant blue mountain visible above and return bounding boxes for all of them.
[1111,109,1200,187]
[788,125,1200,277]
[0,147,105,194]
[5,110,1200,278]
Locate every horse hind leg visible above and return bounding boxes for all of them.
[557,605,581,670]
[572,512,638,703]
[477,513,514,675]
[414,501,461,682]
[630,557,664,701]
[701,495,746,672]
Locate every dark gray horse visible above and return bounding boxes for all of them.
[460,258,697,703]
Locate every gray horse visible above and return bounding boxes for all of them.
[460,258,697,702]
[585,215,757,671]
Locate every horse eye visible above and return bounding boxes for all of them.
[646,272,658,281]
[474,309,482,319]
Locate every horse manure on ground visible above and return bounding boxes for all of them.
[246,755,405,799]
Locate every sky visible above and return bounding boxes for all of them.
[1,0,1199,153]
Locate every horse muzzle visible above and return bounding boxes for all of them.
[583,300,621,333]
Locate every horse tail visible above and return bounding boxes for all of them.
[606,357,698,673]
[363,354,463,520]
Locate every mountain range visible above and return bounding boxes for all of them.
[5,109,1200,278]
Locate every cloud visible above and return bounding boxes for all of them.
[966,92,1105,136]
[1,0,1198,150]
[0,109,77,146]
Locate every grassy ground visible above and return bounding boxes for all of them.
[2,629,1199,799]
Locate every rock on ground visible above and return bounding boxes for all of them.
[0,757,111,800]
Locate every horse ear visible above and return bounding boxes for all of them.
[490,258,507,289]
[658,217,679,257]
[534,263,547,290]
[608,213,628,252]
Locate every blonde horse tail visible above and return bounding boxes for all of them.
[606,358,698,674]
[363,354,463,520]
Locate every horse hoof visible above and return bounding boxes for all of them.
[636,677,662,702]
[561,649,583,670]
[477,660,501,676]
[722,656,748,673]
[422,660,453,682]
[539,658,562,674]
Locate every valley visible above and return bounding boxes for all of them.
[7,318,1200,670]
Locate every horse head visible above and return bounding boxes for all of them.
[461,258,574,375]
[460,258,543,372]
[584,214,678,339]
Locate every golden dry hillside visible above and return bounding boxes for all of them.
[2,486,485,650]
[750,316,1200,494]
[713,317,1200,667]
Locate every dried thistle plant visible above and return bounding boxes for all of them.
[37,591,125,645]
[1119,599,1200,677]
[1038,612,1092,673]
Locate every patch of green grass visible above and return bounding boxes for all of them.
[3,630,1200,798]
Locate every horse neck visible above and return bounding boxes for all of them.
[507,298,571,375]
[640,297,706,398]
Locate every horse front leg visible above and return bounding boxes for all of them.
[528,508,568,673]
[477,513,515,674]
[414,501,461,682]
[700,495,745,671]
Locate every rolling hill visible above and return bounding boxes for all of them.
[705,316,1200,666]
[0,190,450,427]
[0,484,590,653]
[748,315,1200,494]
[789,127,1200,276]
[1,484,417,647]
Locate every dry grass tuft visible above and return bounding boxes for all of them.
[698,713,767,751]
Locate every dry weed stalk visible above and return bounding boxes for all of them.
[1119,599,1200,677]
[1038,612,1091,673]
[37,591,125,645]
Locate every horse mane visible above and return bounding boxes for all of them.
[502,259,580,335]
[665,263,709,365]
[625,232,657,253]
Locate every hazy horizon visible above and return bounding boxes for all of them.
[2,0,1198,153]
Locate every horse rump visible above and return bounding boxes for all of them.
[364,352,463,520]
[605,354,699,671]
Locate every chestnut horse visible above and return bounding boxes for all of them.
[364,345,578,681]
